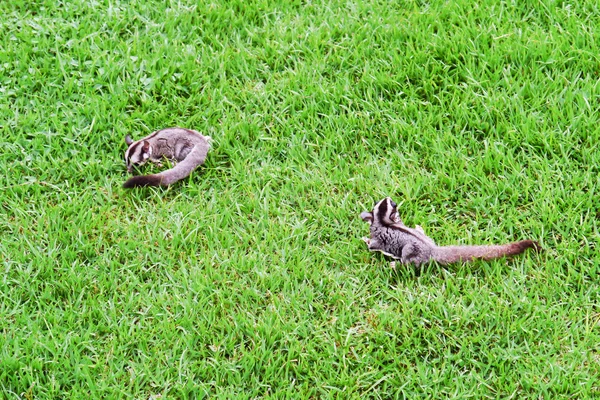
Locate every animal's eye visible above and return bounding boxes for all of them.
[390,201,397,208]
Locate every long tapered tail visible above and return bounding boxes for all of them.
[432,240,541,264]
[123,145,208,188]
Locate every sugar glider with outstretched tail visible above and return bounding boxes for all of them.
[360,197,540,266]
[123,127,211,188]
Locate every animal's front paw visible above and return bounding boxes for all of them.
[390,261,397,270]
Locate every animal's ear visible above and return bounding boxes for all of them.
[125,135,133,145]
[141,140,151,159]
[360,211,373,224]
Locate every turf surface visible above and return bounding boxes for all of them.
[1,0,600,398]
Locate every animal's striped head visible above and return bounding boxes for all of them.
[124,135,152,172]
[361,197,399,226]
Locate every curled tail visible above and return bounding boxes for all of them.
[123,145,208,188]
[432,240,541,264]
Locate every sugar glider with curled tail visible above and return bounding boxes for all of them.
[123,127,211,188]
[360,197,541,266]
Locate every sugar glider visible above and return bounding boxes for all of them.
[361,197,540,266]
[123,127,211,188]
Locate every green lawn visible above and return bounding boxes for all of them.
[2,0,600,398]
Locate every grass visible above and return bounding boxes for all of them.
[1,0,600,397]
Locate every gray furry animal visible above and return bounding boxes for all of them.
[360,197,540,266]
[123,127,211,188]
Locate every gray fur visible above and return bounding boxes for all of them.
[123,127,211,188]
[361,197,540,266]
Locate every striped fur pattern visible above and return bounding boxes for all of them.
[361,197,540,266]
[123,127,211,188]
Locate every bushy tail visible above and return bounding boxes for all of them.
[432,240,541,264]
[123,145,208,188]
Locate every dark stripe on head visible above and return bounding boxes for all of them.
[125,140,151,166]
[126,141,141,154]
[376,198,389,225]
[126,130,161,151]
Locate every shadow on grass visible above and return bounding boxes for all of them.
[383,256,528,282]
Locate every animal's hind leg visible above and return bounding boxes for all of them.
[401,244,424,265]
